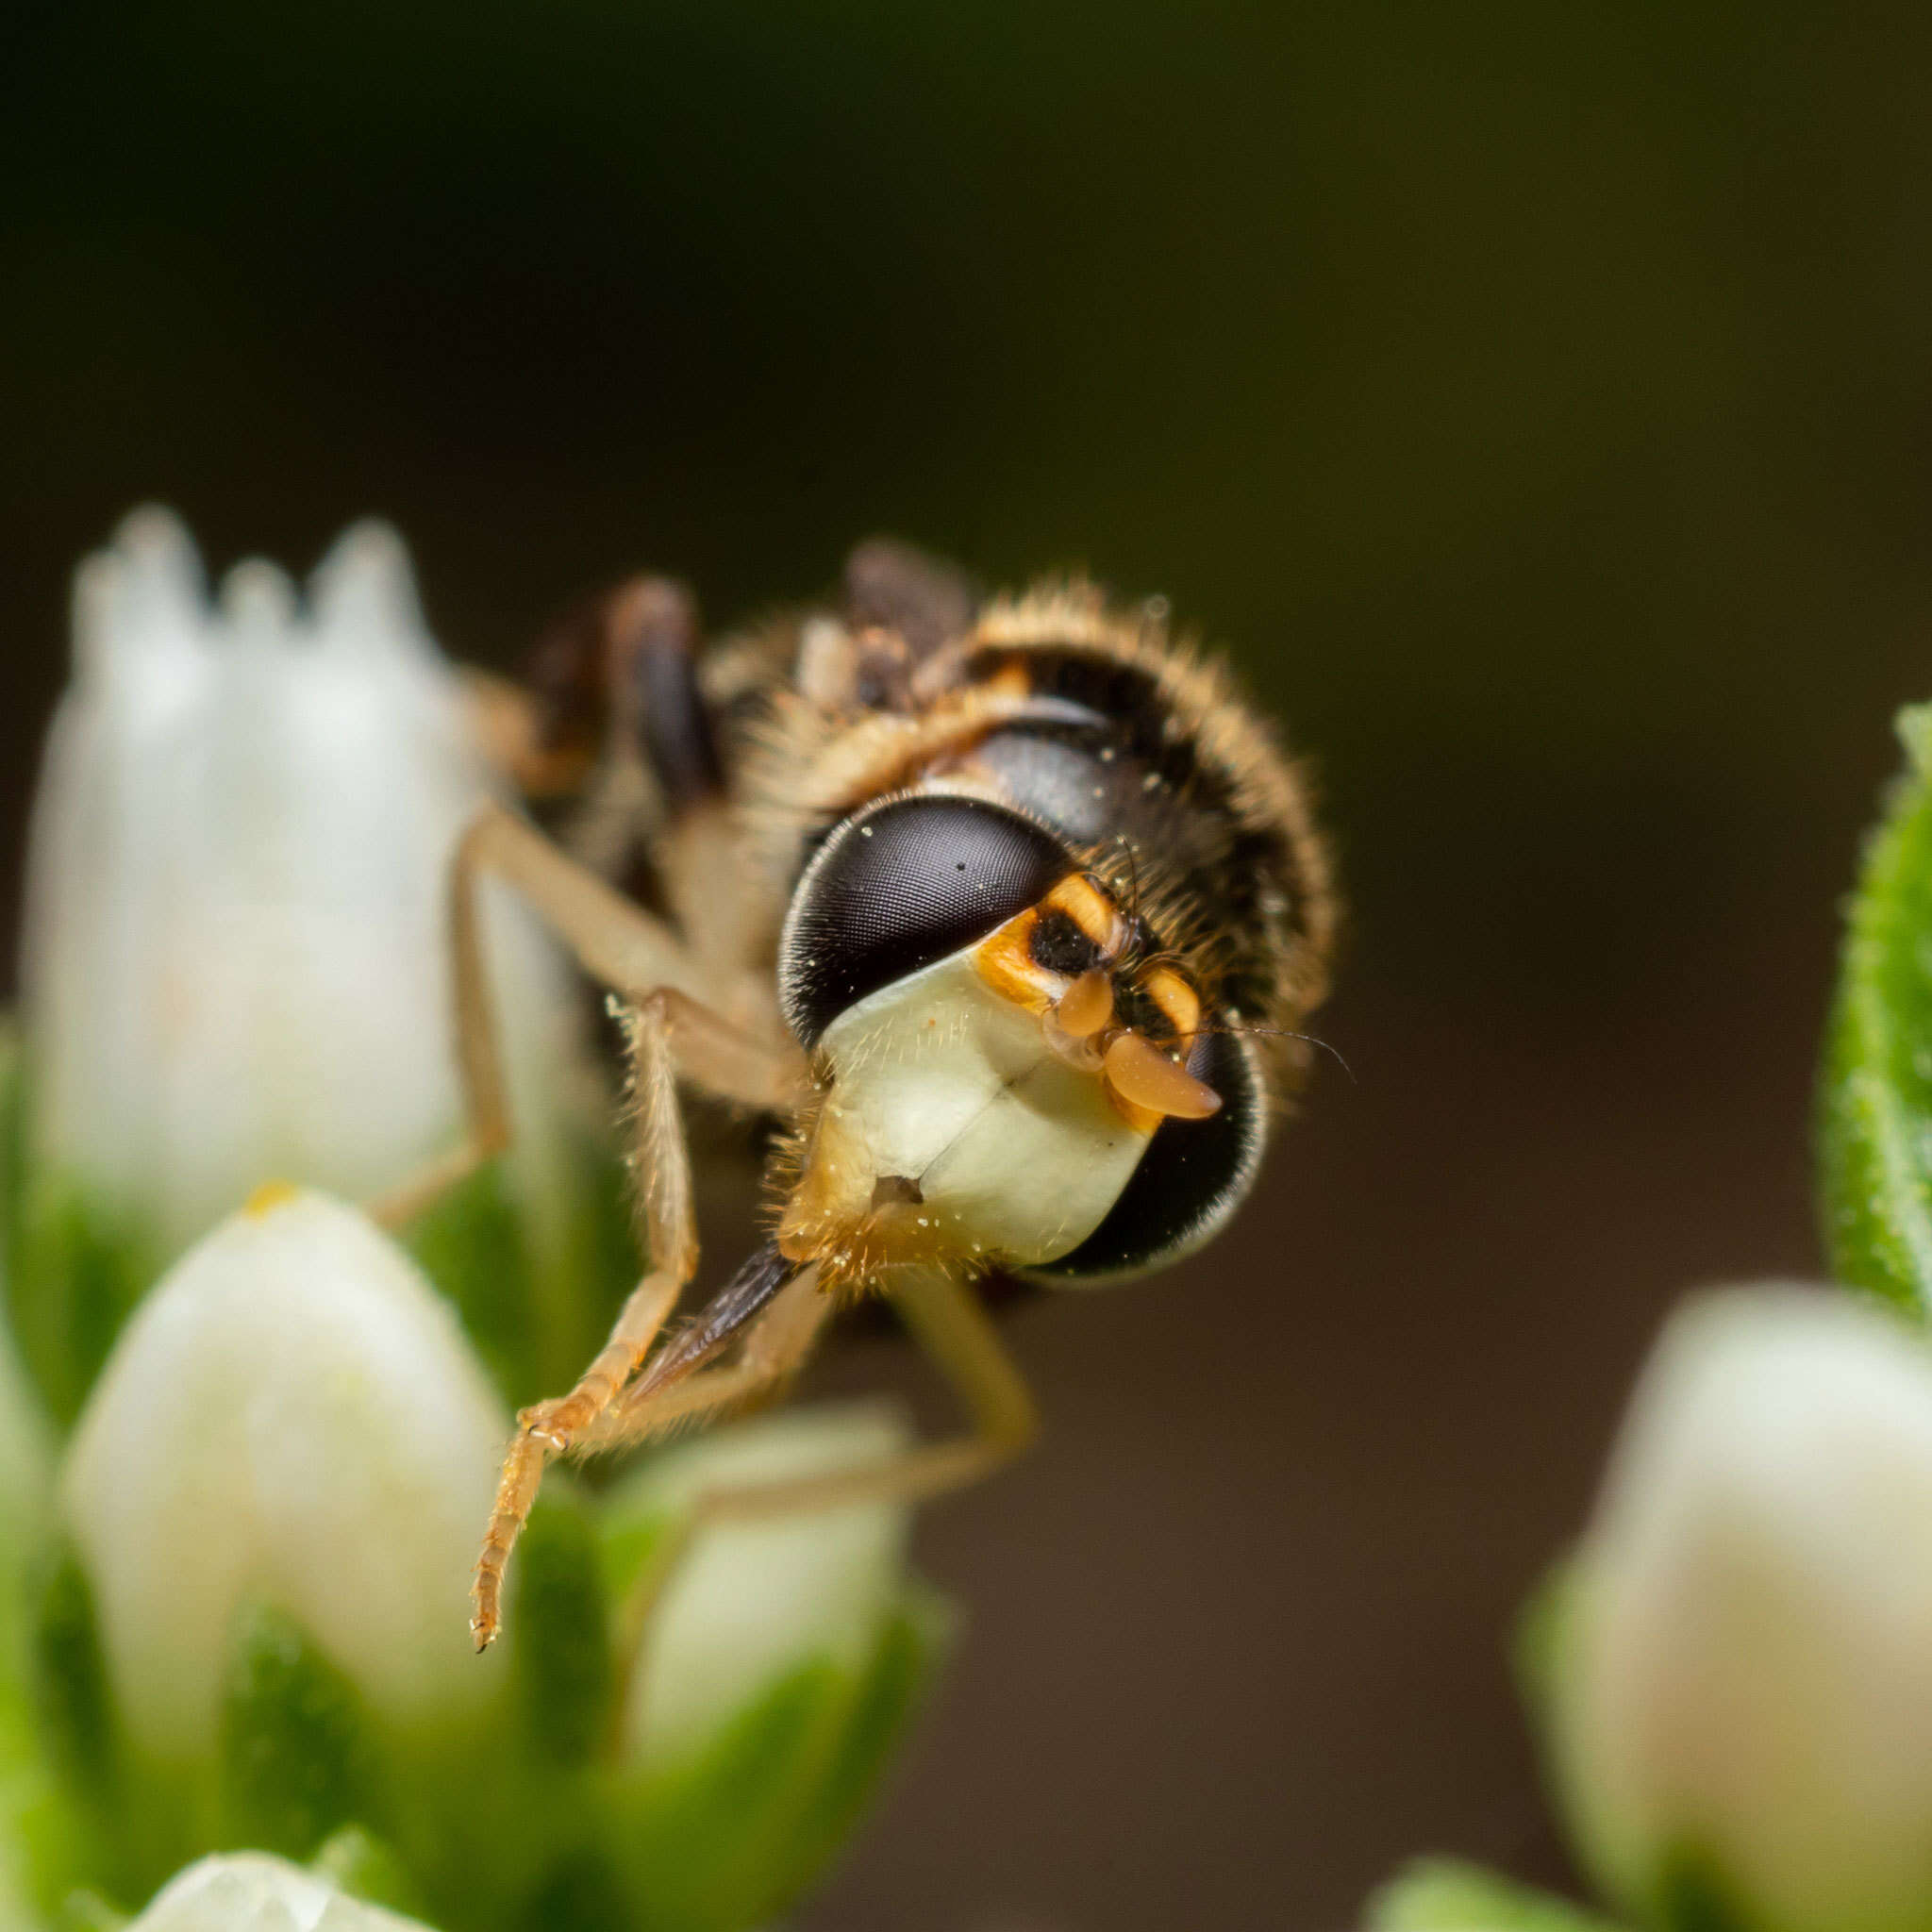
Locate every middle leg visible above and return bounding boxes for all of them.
[597,1264,1039,1681]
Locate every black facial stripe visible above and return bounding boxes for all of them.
[1028,908,1101,977]
[958,643,1309,1021]
[779,793,1072,1047]
[1031,1029,1266,1281]
[1112,976,1178,1043]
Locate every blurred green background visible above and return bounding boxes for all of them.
[5,4,1931,1926]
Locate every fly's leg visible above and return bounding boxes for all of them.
[472,987,691,1651]
[602,1263,1037,1670]
[482,1235,833,1657]
[575,1260,836,1456]
[591,1262,841,1729]
[356,800,809,1647]
[611,579,774,983]
[471,980,814,1650]
[476,570,752,979]
[366,800,801,1231]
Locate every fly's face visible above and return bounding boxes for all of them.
[774,791,1269,1289]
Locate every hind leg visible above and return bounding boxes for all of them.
[598,1263,1037,1674]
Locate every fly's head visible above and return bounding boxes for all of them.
[773,792,1269,1292]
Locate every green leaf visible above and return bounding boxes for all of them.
[401,1137,639,1411]
[509,1845,629,1932]
[0,1020,24,1272]
[551,1132,648,1391]
[508,1488,612,1769]
[0,1033,54,1631]
[216,1604,383,1861]
[1822,703,1932,1314]
[3,1031,164,1425]
[400,1160,542,1410]
[26,1542,125,1911]
[0,1624,87,1929]
[1513,1557,1583,1734]
[8,1180,158,1432]
[1651,1845,1757,1932]
[30,1546,115,1817]
[595,1500,674,1616]
[1368,1860,1628,1932]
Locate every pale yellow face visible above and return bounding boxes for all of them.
[778,945,1155,1281]
[777,884,1225,1288]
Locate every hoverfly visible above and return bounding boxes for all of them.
[373,541,1336,1648]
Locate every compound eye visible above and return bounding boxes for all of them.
[780,793,1072,1047]
[1031,1028,1268,1283]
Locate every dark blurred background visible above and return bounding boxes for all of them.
[6,4,1931,1925]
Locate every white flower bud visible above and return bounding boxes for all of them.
[590,1403,950,1930]
[130,1853,434,1932]
[610,1403,917,1770]
[20,508,579,1260]
[1544,1287,1932,1932]
[60,1189,508,1759]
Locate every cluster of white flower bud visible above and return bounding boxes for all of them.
[0,513,946,1932]
[21,508,577,1260]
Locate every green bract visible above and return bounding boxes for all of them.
[1821,702,1932,1314]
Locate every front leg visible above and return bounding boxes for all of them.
[599,1264,1039,1688]
[470,987,700,1648]
[361,799,810,1647]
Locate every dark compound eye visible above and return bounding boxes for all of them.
[1030,1028,1269,1283]
[779,792,1072,1047]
